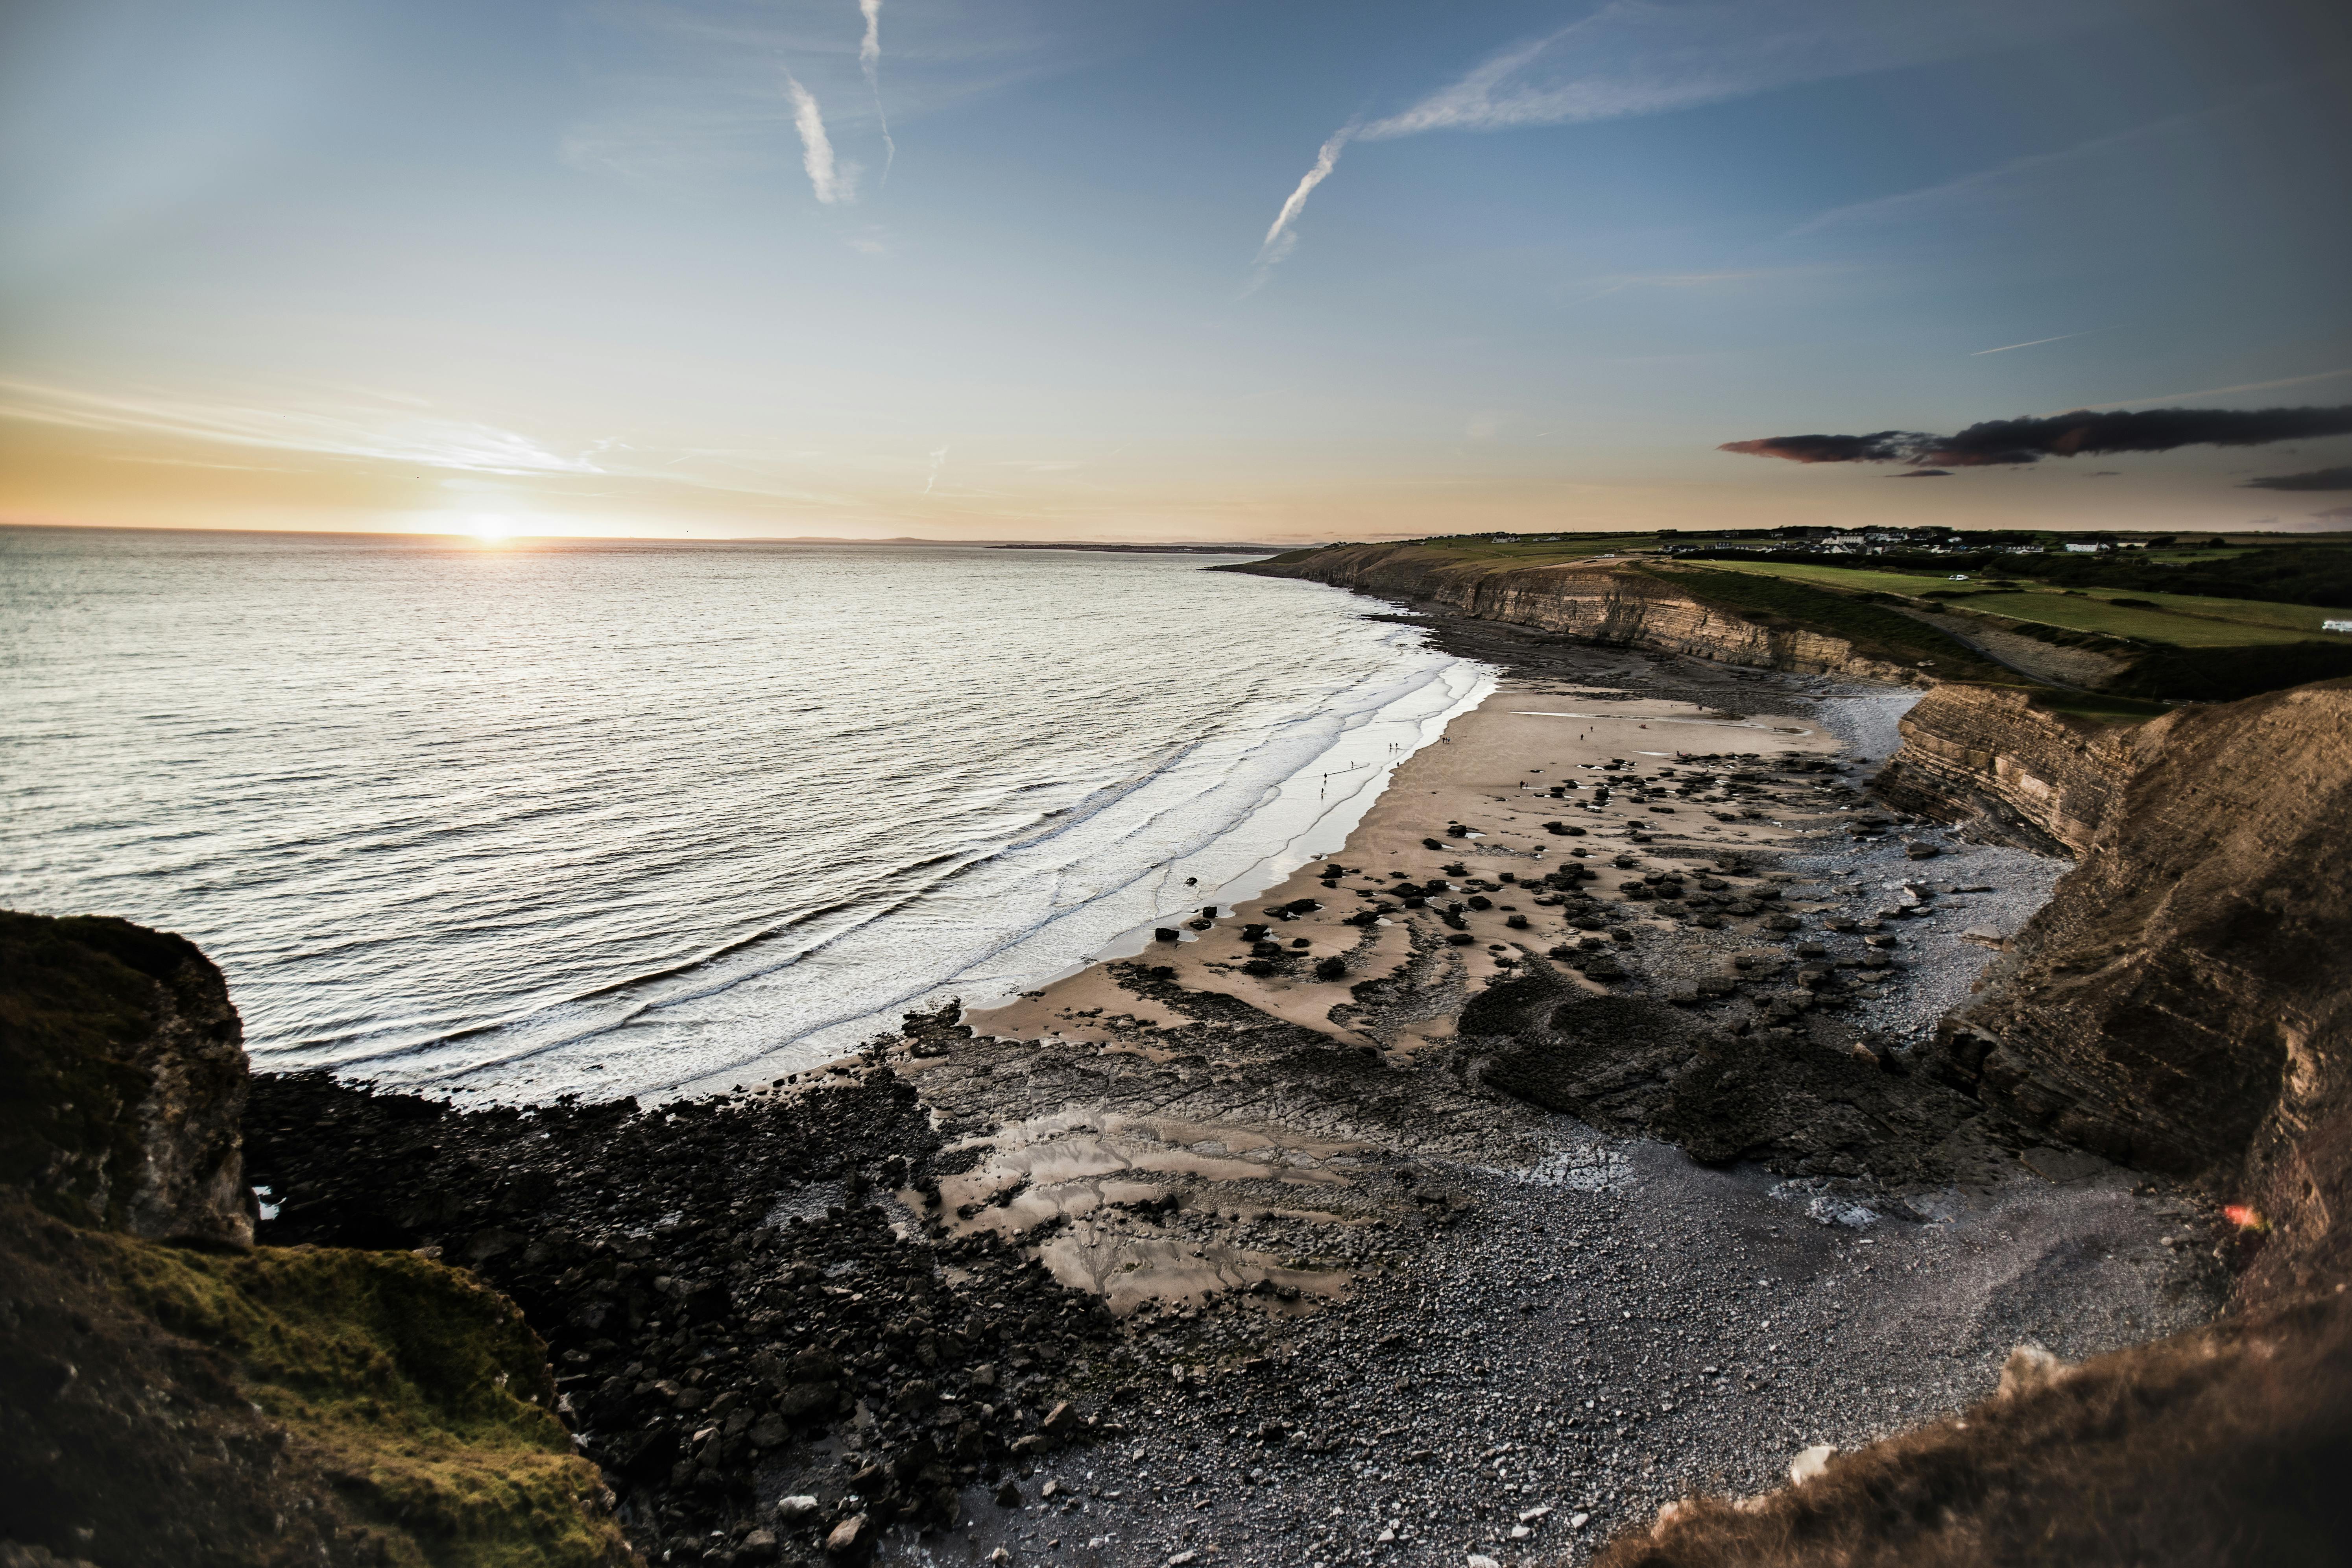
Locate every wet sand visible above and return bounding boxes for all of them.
[975,680,1843,1059]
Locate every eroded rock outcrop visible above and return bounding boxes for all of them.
[1870,685,2140,855]
[1935,681,2352,1296]
[0,912,252,1249]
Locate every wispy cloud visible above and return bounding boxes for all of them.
[1249,120,1357,286]
[1361,0,2118,140]
[0,379,602,475]
[1250,0,2119,282]
[858,0,896,187]
[2072,367,2352,412]
[1788,110,2202,239]
[784,73,849,203]
[923,442,948,494]
[562,2,1076,190]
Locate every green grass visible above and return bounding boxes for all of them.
[1643,564,2024,684]
[1953,592,2321,646]
[2031,691,2172,723]
[1693,560,1987,599]
[1694,558,2346,646]
[107,1227,631,1567]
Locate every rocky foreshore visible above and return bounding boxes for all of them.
[237,624,2241,1568]
[11,621,2349,1568]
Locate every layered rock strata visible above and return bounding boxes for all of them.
[1234,545,1923,683]
[1936,680,2352,1299]
[1869,685,2140,855]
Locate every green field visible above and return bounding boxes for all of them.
[1415,535,1665,563]
[1694,559,2345,646]
[1952,592,2318,645]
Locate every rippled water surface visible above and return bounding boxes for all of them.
[2,528,1485,1100]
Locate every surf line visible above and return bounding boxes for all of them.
[1512,711,1813,736]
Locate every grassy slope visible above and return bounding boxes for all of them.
[127,1230,626,1566]
[1,1196,631,1568]
[1636,563,2025,685]
[1,907,631,1568]
[1257,540,2352,705]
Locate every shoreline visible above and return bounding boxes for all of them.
[967,673,1850,1060]
[239,613,2222,1568]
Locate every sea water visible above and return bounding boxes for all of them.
[2,528,1488,1101]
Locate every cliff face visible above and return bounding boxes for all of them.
[0,911,634,1568]
[0,913,253,1250]
[1937,681,2352,1297]
[1236,545,1926,683]
[1870,685,2141,855]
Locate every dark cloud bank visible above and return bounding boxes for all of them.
[1721,404,2352,484]
[2244,465,2352,491]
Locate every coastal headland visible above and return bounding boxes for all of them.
[7,581,2348,1568]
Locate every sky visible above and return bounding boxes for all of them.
[2,0,2349,543]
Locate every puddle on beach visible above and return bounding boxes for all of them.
[913,1108,1379,1314]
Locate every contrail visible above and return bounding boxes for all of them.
[859,0,895,188]
[1970,330,2095,356]
[784,72,845,203]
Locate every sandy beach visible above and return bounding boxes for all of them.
[974,678,1846,1059]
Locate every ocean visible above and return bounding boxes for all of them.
[1,527,1488,1102]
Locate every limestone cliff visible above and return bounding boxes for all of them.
[1936,681,2352,1299]
[1232,545,1942,683]
[1870,685,2141,855]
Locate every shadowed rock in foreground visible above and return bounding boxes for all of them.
[1936,679,2352,1289]
[1597,1293,2352,1568]
[0,912,633,1568]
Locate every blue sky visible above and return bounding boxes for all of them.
[3,0,2347,539]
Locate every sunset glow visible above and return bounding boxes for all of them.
[2,2,2346,542]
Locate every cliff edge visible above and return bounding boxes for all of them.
[1935,680,2352,1297]
[1869,684,2142,855]
[1230,542,2022,686]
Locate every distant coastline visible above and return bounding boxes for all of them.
[990,541,1284,555]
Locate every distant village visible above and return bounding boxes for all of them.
[1487,525,2184,557]
[1654,525,2176,557]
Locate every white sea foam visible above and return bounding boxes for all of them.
[1,529,1490,1104]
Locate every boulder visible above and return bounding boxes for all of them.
[0,912,253,1249]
